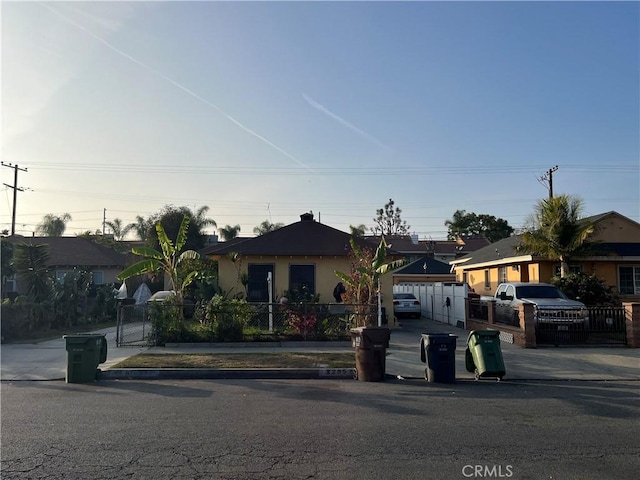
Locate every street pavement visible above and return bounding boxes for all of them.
[1,318,638,382]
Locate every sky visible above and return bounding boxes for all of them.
[2,0,639,240]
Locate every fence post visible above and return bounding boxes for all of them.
[518,303,536,348]
[624,302,640,348]
[486,299,496,325]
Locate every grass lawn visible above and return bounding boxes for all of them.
[113,352,355,369]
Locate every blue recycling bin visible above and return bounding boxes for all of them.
[420,333,457,383]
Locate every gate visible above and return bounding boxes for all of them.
[116,303,153,347]
[394,282,468,328]
[535,306,627,346]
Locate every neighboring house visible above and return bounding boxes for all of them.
[201,212,403,324]
[450,211,640,302]
[392,256,456,284]
[368,234,490,268]
[4,235,128,297]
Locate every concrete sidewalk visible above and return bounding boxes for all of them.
[1,319,638,382]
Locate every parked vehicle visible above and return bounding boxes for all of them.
[481,282,589,328]
[393,293,421,319]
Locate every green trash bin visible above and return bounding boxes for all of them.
[465,330,506,381]
[63,334,107,384]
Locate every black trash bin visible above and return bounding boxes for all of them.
[420,333,457,383]
[350,327,391,382]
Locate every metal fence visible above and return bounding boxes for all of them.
[535,306,627,346]
[116,302,380,346]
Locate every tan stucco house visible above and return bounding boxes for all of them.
[201,212,404,326]
[450,211,640,302]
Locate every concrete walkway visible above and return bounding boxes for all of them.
[1,319,638,382]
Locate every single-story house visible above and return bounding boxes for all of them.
[201,212,404,326]
[3,235,128,298]
[392,256,456,284]
[450,211,640,302]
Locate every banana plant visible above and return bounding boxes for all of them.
[117,215,200,305]
[335,237,405,326]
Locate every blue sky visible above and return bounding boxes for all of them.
[2,1,639,239]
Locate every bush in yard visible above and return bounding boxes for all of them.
[552,272,621,306]
[206,295,251,342]
[148,301,184,345]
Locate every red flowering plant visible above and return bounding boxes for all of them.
[285,310,318,339]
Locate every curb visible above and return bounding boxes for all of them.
[163,341,351,348]
[98,367,357,381]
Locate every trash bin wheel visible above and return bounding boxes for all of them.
[497,375,503,382]
[474,368,480,381]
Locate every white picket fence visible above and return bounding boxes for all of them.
[393,282,469,328]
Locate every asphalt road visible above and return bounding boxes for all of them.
[2,378,639,480]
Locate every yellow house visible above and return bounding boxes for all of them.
[450,211,640,302]
[202,212,403,327]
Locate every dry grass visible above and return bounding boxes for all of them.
[113,352,355,369]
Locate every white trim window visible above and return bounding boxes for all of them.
[619,266,640,295]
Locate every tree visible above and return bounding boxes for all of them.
[191,205,217,233]
[36,213,72,236]
[349,224,367,237]
[516,195,595,278]
[253,220,284,236]
[126,216,153,241]
[117,215,200,306]
[372,199,410,236]
[444,210,513,242]
[335,237,405,327]
[219,225,241,241]
[104,218,133,241]
[13,243,53,302]
[1,239,15,298]
[147,205,212,251]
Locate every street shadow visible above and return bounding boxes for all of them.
[5,379,214,398]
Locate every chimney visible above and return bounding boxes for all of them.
[300,211,314,222]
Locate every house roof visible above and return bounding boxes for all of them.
[452,237,640,269]
[5,235,127,268]
[394,256,453,275]
[201,213,396,257]
[451,235,526,267]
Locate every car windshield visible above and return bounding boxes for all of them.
[516,286,566,299]
[394,293,416,300]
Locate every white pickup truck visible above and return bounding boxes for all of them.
[481,282,589,327]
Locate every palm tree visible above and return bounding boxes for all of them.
[219,225,241,241]
[126,216,153,241]
[253,220,284,236]
[36,213,72,236]
[349,224,367,237]
[516,195,596,278]
[191,205,217,233]
[104,218,133,241]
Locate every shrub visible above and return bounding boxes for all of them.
[552,272,621,306]
[206,295,252,342]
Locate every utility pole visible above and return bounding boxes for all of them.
[538,165,559,199]
[103,208,107,236]
[2,162,28,235]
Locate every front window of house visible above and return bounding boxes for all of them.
[289,264,315,298]
[619,266,640,295]
[484,270,490,290]
[247,264,274,302]
[499,266,507,284]
[92,271,104,285]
